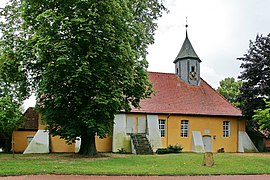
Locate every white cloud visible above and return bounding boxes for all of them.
[147,0,270,88]
[200,65,223,89]
[22,94,36,111]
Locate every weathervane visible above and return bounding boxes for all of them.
[185,17,188,37]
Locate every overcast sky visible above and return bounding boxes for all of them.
[147,0,270,88]
[1,0,270,109]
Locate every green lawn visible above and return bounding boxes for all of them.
[0,153,269,176]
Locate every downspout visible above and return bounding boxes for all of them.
[166,114,171,147]
[237,118,240,152]
[49,131,52,153]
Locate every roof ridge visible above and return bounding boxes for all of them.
[200,78,242,114]
[147,71,175,75]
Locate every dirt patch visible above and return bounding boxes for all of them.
[6,153,129,162]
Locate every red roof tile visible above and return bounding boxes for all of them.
[131,72,242,116]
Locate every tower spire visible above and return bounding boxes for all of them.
[174,18,201,86]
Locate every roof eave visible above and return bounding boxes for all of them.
[129,111,242,117]
[173,57,202,63]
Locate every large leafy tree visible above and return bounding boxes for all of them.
[217,77,242,107]
[238,34,270,126]
[0,0,166,156]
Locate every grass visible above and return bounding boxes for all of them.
[0,153,270,176]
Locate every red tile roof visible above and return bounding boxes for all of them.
[131,72,242,116]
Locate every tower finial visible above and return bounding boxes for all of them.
[185,17,188,37]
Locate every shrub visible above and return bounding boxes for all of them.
[168,144,183,153]
[117,148,129,154]
[217,148,225,153]
[156,144,183,154]
[156,148,169,154]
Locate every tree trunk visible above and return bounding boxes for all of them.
[78,133,98,156]
[3,135,12,153]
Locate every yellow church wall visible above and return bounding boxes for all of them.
[50,136,75,152]
[95,136,112,152]
[38,113,112,152]
[19,134,112,153]
[158,115,245,153]
[49,135,112,153]
[239,119,246,131]
[36,112,245,153]
[50,135,112,153]
[13,132,111,153]
[12,131,37,152]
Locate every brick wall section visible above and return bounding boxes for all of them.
[21,107,38,130]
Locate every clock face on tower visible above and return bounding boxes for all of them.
[189,71,197,80]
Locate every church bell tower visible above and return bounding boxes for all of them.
[174,23,201,86]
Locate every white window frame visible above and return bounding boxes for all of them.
[223,121,230,137]
[181,120,189,137]
[158,119,166,137]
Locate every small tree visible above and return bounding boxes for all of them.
[217,77,242,107]
[253,99,270,131]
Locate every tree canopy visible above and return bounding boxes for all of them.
[217,77,242,107]
[238,34,270,126]
[253,99,270,131]
[0,53,23,152]
[0,0,166,156]
[0,96,23,152]
[0,3,24,152]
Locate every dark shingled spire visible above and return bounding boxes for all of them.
[174,22,201,63]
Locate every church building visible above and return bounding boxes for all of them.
[112,28,257,153]
[14,27,258,154]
